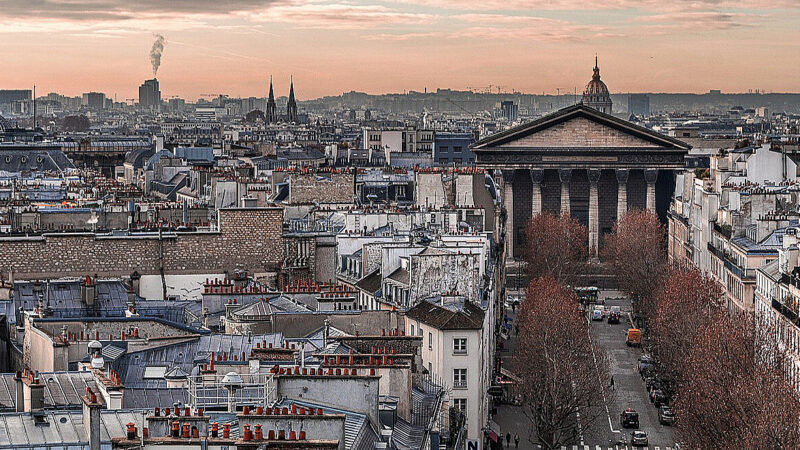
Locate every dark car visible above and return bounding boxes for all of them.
[607,311,621,324]
[639,362,655,378]
[650,388,668,407]
[659,406,676,425]
[620,409,639,428]
[631,431,649,446]
[645,377,663,392]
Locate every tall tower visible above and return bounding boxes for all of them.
[266,75,277,124]
[581,57,612,114]
[287,76,298,123]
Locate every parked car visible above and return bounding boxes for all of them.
[620,409,640,428]
[631,431,649,446]
[638,354,654,364]
[645,377,662,392]
[639,362,655,378]
[659,406,676,425]
[649,388,668,407]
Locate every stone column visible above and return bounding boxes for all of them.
[588,169,601,256]
[616,169,629,221]
[558,169,572,216]
[645,169,658,212]
[502,169,515,259]
[530,169,543,216]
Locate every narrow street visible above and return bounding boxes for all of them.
[493,290,676,450]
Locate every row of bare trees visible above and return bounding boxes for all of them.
[601,210,800,448]
[518,209,800,448]
[514,213,608,449]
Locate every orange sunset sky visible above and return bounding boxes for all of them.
[1,0,799,101]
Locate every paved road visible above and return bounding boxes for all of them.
[494,290,676,450]
[582,291,675,448]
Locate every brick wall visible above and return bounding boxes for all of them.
[1,208,286,279]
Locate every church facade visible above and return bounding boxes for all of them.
[472,103,690,258]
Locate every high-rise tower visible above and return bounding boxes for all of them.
[287,76,298,123]
[266,76,277,123]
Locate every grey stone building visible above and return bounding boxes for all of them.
[472,103,690,258]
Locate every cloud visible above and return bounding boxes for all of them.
[394,0,800,11]
[244,2,434,29]
[0,0,283,21]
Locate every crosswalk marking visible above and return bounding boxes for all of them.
[554,445,673,450]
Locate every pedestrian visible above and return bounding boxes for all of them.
[514,434,520,448]
[506,432,511,447]
[514,324,519,336]
[512,302,516,312]
[610,375,615,389]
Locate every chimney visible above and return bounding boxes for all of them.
[81,276,96,307]
[23,374,45,412]
[82,388,102,450]
[13,371,23,412]
[130,271,141,297]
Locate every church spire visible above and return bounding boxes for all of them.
[266,75,276,123]
[287,75,298,123]
[593,55,600,80]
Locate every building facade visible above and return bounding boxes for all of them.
[473,104,690,258]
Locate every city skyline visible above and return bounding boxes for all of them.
[1,0,798,101]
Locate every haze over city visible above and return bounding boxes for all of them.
[1,0,799,100]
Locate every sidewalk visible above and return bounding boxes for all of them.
[495,305,534,449]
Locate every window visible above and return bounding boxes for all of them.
[453,338,467,355]
[411,324,415,336]
[428,332,433,350]
[453,369,467,389]
[453,398,467,412]
[453,158,463,165]
[454,146,462,153]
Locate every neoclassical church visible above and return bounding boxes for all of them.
[473,61,690,258]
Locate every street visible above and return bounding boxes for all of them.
[494,290,676,450]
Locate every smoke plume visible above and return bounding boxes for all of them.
[150,34,165,76]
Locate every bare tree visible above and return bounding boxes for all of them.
[674,313,800,449]
[648,269,723,397]
[524,213,588,285]
[513,276,609,449]
[602,209,666,316]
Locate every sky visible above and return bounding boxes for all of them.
[0,0,799,101]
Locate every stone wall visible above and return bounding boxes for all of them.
[290,173,354,205]
[541,169,561,214]
[409,253,481,304]
[628,170,647,210]
[1,208,285,279]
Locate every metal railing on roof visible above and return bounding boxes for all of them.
[186,372,276,410]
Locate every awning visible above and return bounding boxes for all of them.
[486,420,501,442]
[500,367,522,383]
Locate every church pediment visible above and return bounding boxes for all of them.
[502,116,656,148]
[472,104,691,151]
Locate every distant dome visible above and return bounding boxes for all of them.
[582,57,613,114]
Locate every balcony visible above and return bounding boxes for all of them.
[453,381,468,389]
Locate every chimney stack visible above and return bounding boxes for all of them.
[82,388,102,450]
[81,276,96,307]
